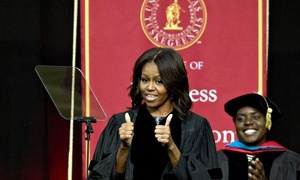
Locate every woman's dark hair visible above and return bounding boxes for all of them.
[128,47,192,122]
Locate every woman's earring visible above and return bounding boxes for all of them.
[170,94,174,100]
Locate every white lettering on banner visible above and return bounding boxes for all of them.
[189,61,203,70]
[213,130,236,143]
[189,89,217,102]
[183,61,204,70]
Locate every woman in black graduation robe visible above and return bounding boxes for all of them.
[87,47,221,179]
[218,140,300,179]
[218,93,300,180]
[88,104,221,179]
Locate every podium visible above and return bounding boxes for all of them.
[35,65,106,176]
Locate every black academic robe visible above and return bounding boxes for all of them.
[88,105,221,180]
[218,142,300,180]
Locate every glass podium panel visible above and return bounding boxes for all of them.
[35,65,106,121]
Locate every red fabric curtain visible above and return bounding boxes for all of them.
[80,0,268,179]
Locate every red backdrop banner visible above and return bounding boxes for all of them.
[80,0,268,178]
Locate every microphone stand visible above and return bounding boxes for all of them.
[74,116,97,178]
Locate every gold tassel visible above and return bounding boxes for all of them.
[265,107,273,130]
[255,92,273,130]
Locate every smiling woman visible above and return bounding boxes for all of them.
[87,47,222,180]
[218,93,300,180]
[234,106,269,146]
[139,61,171,115]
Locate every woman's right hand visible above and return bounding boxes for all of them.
[248,158,267,180]
[118,113,134,149]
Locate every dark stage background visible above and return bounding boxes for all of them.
[1,1,299,179]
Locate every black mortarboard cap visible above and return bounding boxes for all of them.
[224,93,283,121]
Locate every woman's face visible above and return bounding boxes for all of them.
[234,106,268,146]
[139,62,172,115]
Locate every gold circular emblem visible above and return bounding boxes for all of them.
[140,0,207,50]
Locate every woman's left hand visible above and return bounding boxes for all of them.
[154,114,173,146]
